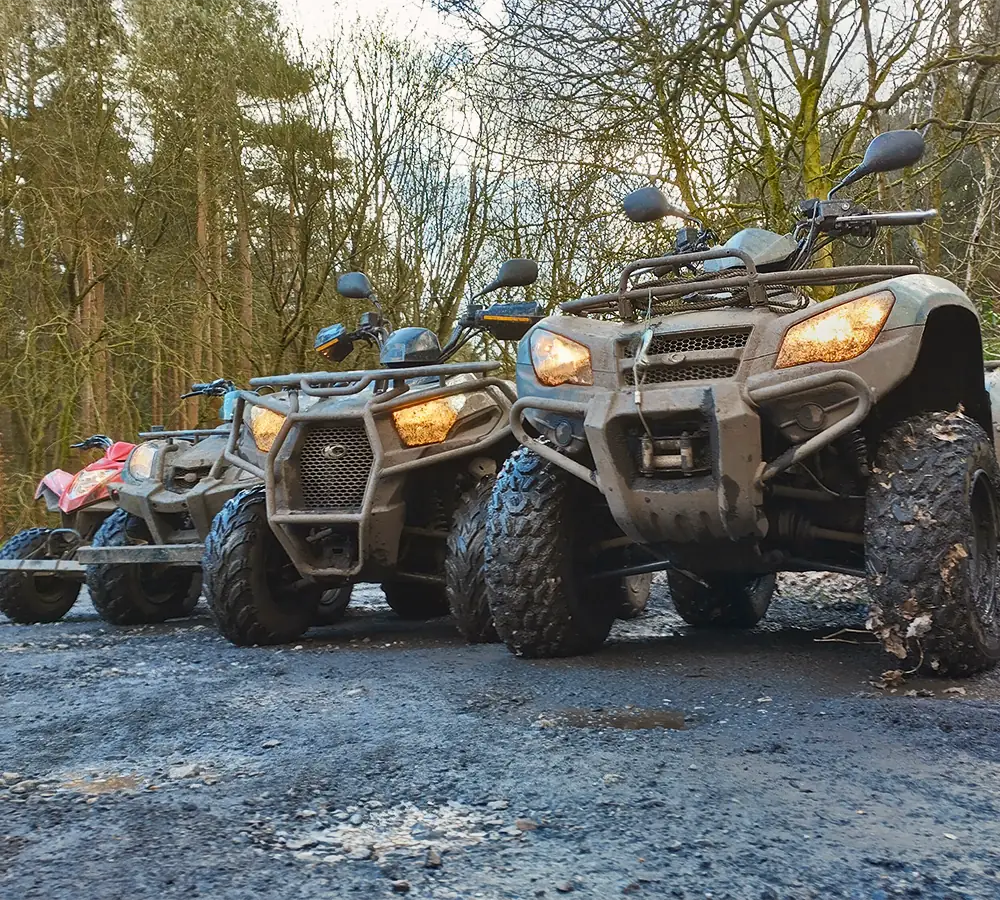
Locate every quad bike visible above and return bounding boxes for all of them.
[487,130,1000,676]
[0,435,134,623]
[79,380,265,625]
[202,259,574,646]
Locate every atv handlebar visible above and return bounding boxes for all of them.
[70,434,114,451]
[833,209,938,228]
[182,378,236,399]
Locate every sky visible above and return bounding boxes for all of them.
[276,0,455,46]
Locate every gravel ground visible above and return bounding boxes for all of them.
[2,576,1000,899]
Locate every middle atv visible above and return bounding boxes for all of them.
[203,260,547,646]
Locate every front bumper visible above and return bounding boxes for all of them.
[225,361,515,579]
[512,369,873,545]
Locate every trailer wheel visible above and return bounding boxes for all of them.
[0,528,80,624]
[866,410,1000,676]
[381,581,450,620]
[314,584,352,626]
[203,487,319,646]
[618,573,652,620]
[485,449,617,658]
[446,476,498,643]
[667,571,775,628]
[86,510,198,625]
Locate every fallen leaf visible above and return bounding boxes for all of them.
[943,686,967,696]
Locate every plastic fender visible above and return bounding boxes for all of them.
[35,469,74,502]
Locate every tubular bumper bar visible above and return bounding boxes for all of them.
[510,368,874,493]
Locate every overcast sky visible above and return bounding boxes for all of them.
[276,0,454,45]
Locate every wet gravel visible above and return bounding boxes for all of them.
[2,577,1000,899]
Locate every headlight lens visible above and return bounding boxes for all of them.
[249,406,287,453]
[529,329,593,386]
[392,395,467,447]
[126,442,158,481]
[66,468,117,500]
[776,291,894,368]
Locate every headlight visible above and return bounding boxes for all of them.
[776,291,894,368]
[392,395,467,447]
[529,329,593,386]
[126,442,158,481]
[66,468,117,500]
[249,406,287,453]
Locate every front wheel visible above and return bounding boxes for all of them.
[446,476,498,643]
[485,449,617,658]
[667,571,775,628]
[0,528,80,623]
[866,411,1000,676]
[86,511,199,625]
[203,488,320,646]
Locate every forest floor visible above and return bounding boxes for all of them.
[2,576,1000,900]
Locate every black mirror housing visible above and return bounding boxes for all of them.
[337,272,374,300]
[623,185,693,224]
[315,323,355,363]
[480,301,545,341]
[479,258,539,297]
[831,130,925,196]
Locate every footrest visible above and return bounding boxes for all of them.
[75,544,204,566]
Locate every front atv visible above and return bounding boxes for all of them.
[203,261,548,646]
[488,130,1000,675]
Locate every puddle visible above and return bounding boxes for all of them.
[61,774,143,794]
[537,707,688,731]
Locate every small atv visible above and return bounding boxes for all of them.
[488,130,1000,676]
[80,380,263,625]
[203,260,554,646]
[0,435,134,623]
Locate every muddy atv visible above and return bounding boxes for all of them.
[79,380,265,625]
[0,435,133,623]
[487,130,1000,676]
[202,260,562,646]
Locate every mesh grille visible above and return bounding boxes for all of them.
[298,423,373,511]
[624,328,751,358]
[624,362,738,385]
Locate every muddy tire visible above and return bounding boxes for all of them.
[667,571,775,628]
[618,573,652,620]
[381,581,450,620]
[87,510,199,625]
[485,449,617,658]
[314,585,352,626]
[202,488,319,646]
[865,410,1000,676]
[446,476,498,643]
[0,528,80,623]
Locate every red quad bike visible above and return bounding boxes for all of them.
[0,435,134,624]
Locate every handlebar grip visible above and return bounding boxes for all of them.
[835,209,938,227]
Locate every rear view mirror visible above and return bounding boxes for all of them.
[623,185,693,224]
[480,301,545,341]
[315,323,355,363]
[830,130,925,196]
[478,258,539,297]
[336,272,373,300]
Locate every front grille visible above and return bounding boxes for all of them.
[298,423,373,511]
[623,327,751,358]
[624,361,738,385]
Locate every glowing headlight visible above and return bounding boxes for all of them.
[66,468,117,500]
[126,442,158,481]
[529,329,593,386]
[392,395,467,447]
[249,406,287,453]
[776,291,894,368]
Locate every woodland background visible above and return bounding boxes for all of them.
[2,0,1000,529]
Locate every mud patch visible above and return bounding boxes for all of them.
[535,707,688,731]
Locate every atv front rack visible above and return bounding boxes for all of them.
[223,360,515,579]
[561,246,920,320]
